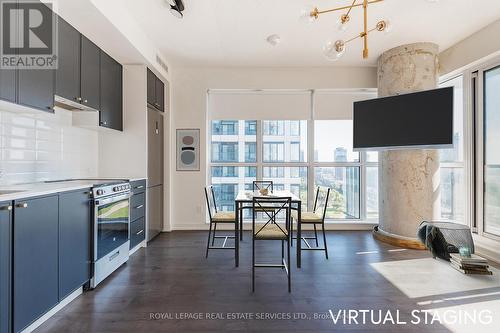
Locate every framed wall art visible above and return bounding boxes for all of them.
[176,129,200,171]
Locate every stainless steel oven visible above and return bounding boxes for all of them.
[91,182,131,288]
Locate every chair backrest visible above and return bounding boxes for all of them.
[312,186,331,221]
[252,196,291,238]
[204,186,218,220]
[253,180,273,192]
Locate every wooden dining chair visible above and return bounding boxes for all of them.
[205,185,236,258]
[252,196,292,293]
[292,187,331,259]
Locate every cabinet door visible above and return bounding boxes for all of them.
[155,77,165,112]
[0,0,16,103]
[0,69,16,103]
[100,52,122,131]
[17,3,54,112]
[55,17,80,103]
[0,202,12,333]
[13,195,59,333]
[18,68,54,111]
[80,36,100,110]
[147,68,156,106]
[59,189,91,299]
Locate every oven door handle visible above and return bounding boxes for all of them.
[94,192,131,206]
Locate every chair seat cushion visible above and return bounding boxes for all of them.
[255,224,288,240]
[212,211,236,223]
[292,211,323,223]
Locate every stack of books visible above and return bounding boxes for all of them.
[450,253,493,275]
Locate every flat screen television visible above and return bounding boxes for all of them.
[353,87,454,151]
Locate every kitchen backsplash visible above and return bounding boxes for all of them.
[0,107,98,185]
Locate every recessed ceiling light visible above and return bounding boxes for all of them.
[266,34,281,46]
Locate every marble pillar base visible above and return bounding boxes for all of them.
[373,226,426,250]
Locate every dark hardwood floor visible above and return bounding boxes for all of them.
[34,231,497,332]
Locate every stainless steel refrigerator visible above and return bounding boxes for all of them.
[147,107,164,241]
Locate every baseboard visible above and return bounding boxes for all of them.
[129,240,146,255]
[20,287,82,333]
[473,235,500,264]
[171,222,377,231]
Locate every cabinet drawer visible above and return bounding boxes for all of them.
[130,217,145,249]
[130,192,146,222]
[131,179,146,194]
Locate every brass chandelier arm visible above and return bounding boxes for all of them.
[343,22,388,45]
[345,0,358,17]
[315,0,383,16]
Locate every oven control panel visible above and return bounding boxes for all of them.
[93,182,131,199]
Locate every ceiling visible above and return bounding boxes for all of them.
[109,0,500,67]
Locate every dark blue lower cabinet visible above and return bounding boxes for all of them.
[0,201,12,333]
[13,195,59,333]
[59,189,92,299]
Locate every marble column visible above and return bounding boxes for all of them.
[376,43,441,246]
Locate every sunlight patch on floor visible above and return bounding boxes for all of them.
[370,258,500,299]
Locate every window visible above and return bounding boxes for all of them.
[263,121,284,136]
[211,142,238,162]
[483,67,500,236]
[312,120,372,219]
[245,121,257,135]
[212,120,238,135]
[438,76,465,224]
[263,142,284,162]
[366,167,379,219]
[314,120,359,162]
[290,121,300,136]
[209,117,376,221]
[211,166,257,216]
[263,166,285,178]
[245,142,256,162]
[262,167,307,209]
[290,142,300,162]
[212,166,237,177]
[314,167,360,219]
[263,120,308,162]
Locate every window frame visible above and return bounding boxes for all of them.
[437,75,467,225]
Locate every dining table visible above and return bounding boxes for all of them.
[234,190,303,268]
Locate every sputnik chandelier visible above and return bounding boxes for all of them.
[301,0,390,61]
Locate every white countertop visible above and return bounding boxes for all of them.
[0,177,147,202]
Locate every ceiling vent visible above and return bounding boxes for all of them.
[156,54,169,74]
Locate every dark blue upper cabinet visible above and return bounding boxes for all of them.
[80,36,101,111]
[147,68,164,112]
[0,0,16,103]
[58,189,92,299]
[13,195,59,333]
[100,51,123,131]
[55,16,81,103]
[0,202,12,333]
[16,2,55,112]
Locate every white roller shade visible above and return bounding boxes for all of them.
[314,90,377,120]
[208,90,312,120]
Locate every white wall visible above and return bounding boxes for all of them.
[0,104,98,185]
[440,18,500,75]
[169,66,377,230]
